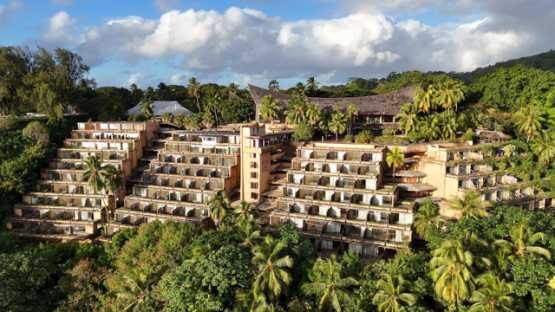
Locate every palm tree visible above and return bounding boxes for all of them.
[332,103,341,112]
[531,130,555,163]
[140,97,154,119]
[82,155,108,194]
[396,103,422,135]
[515,106,544,142]
[448,190,487,219]
[295,82,306,96]
[227,82,239,95]
[494,222,551,260]
[156,82,169,100]
[329,112,347,141]
[238,290,272,312]
[414,199,441,240]
[204,90,222,128]
[252,235,293,303]
[319,110,332,140]
[468,274,517,312]
[421,115,441,141]
[437,111,457,140]
[346,103,359,135]
[306,102,322,126]
[414,84,436,114]
[268,80,279,92]
[431,231,492,304]
[260,95,280,123]
[434,80,465,113]
[188,77,202,112]
[208,190,229,227]
[117,268,156,312]
[302,254,359,312]
[104,164,125,202]
[238,219,262,248]
[285,95,307,124]
[305,77,319,96]
[372,274,416,312]
[234,200,258,223]
[386,147,404,181]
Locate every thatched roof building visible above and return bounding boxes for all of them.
[247,84,418,117]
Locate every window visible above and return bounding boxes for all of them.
[251,192,259,200]
[251,182,259,189]
[251,172,258,179]
[250,153,258,159]
[250,162,257,169]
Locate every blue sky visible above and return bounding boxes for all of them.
[1,0,554,89]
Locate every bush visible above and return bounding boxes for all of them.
[383,129,396,136]
[461,129,475,141]
[373,136,407,144]
[202,113,215,126]
[344,134,353,142]
[292,122,314,142]
[0,115,17,131]
[355,130,372,143]
[22,121,50,144]
[162,112,174,121]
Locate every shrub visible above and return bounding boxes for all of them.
[202,113,215,126]
[373,136,408,144]
[162,112,174,121]
[344,134,353,142]
[355,130,372,143]
[461,129,475,141]
[22,121,50,144]
[0,115,17,131]
[292,122,314,142]
[383,129,396,136]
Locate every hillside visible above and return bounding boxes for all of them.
[451,49,555,84]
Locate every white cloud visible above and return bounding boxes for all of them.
[125,72,158,89]
[57,1,555,86]
[40,11,78,44]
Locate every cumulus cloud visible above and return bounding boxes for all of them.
[64,1,555,86]
[40,11,78,45]
[125,72,159,89]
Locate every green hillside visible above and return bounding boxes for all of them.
[451,49,555,84]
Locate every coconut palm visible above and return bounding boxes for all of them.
[346,103,359,135]
[227,82,239,95]
[431,231,492,304]
[238,219,263,248]
[329,111,348,141]
[421,115,441,141]
[332,103,341,112]
[140,97,154,119]
[104,164,125,200]
[355,130,372,143]
[396,103,422,135]
[82,155,108,194]
[414,84,436,114]
[268,80,279,92]
[204,90,222,129]
[494,222,551,260]
[188,77,202,112]
[372,274,416,312]
[448,190,487,219]
[386,147,404,180]
[515,106,544,142]
[237,290,272,312]
[260,95,281,123]
[531,130,555,163]
[295,82,306,96]
[285,95,308,124]
[468,274,517,312]
[414,199,441,240]
[156,82,169,100]
[208,190,229,227]
[434,80,466,113]
[302,254,359,312]
[306,102,322,125]
[319,110,332,140]
[234,200,258,223]
[252,235,293,303]
[305,77,319,96]
[437,111,457,140]
[117,268,156,312]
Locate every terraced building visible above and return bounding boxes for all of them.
[6,121,158,241]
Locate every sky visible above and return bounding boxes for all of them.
[1,0,554,89]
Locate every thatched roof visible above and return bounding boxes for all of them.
[247,83,417,116]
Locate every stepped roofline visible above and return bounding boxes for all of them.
[247,83,417,116]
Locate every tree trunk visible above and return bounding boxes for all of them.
[214,109,219,129]
[336,132,339,141]
[196,96,201,113]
